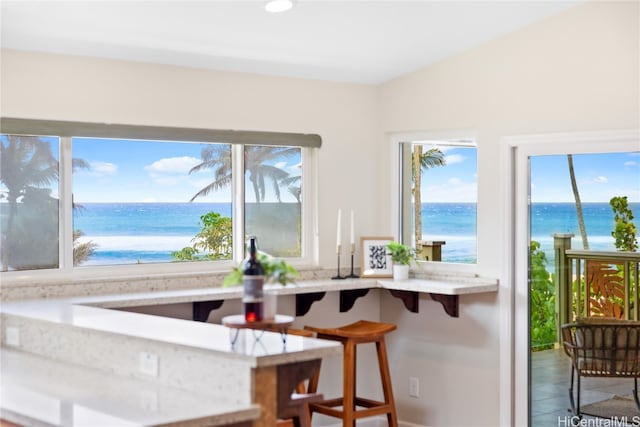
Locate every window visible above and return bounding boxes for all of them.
[0,119,319,273]
[244,145,302,257]
[72,138,233,266]
[0,135,60,271]
[398,139,477,264]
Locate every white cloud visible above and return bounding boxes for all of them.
[274,161,287,169]
[444,154,465,165]
[593,176,608,183]
[143,156,204,187]
[144,156,200,174]
[624,160,637,167]
[88,161,117,176]
[448,177,464,186]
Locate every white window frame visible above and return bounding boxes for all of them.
[389,129,478,275]
[1,123,319,283]
[500,129,640,427]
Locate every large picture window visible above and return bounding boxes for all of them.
[72,138,234,266]
[0,119,319,273]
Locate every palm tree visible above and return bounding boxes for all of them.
[188,145,232,202]
[73,230,97,265]
[568,154,589,249]
[1,135,58,270]
[245,146,296,203]
[280,174,301,203]
[412,146,446,249]
[189,145,297,203]
[0,135,96,269]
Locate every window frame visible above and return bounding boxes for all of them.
[389,129,478,275]
[1,119,320,282]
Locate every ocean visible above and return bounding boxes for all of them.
[73,202,639,266]
[73,203,232,265]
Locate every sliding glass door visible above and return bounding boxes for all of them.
[507,130,639,426]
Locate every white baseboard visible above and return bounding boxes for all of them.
[322,417,427,427]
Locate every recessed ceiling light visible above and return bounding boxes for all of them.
[265,0,294,13]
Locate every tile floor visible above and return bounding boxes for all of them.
[531,348,638,426]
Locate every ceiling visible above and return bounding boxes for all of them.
[1,0,579,84]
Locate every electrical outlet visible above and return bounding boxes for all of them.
[139,390,158,411]
[409,377,419,398]
[138,352,159,377]
[5,327,20,346]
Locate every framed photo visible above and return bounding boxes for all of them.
[360,236,393,278]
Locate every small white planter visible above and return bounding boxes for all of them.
[263,288,278,320]
[393,264,409,281]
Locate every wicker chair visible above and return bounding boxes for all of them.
[561,320,640,416]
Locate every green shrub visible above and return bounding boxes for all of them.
[530,240,557,350]
[172,212,232,261]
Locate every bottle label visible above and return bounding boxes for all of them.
[243,275,264,302]
[243,275,264,322]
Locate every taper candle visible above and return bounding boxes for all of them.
[350,210,355,246]
[336,208,342,253]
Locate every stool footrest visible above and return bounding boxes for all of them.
[354,397,386,408]
[310,397,393,420]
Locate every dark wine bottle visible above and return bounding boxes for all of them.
[242,237,264,322]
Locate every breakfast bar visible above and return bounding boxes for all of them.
[0,293,343,426]
[1,275,497,426]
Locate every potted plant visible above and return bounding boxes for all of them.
[222,252,299,287]
[223,252,299,320]
[386,241,414,281]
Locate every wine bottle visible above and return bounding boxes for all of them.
[242,237,264,322]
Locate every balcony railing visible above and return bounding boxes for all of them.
[555,234,640,339]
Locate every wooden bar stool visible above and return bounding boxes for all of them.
[304,320,398,427]
[276,328,323,427]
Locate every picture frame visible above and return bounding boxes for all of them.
[360,236,393,278]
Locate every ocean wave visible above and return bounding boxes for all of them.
[77,235,194,251]
[531,235,617,246]
[421,234,476,242]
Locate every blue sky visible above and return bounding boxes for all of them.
[72,138,301,203]
[530,152,640,203]
[1,136,637,204]
[419,146,638,203]
[420,145,478,203]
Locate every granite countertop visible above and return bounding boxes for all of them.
[42,276,497,309]
[0,276,498,364]
[0,294,342,367]
[0,348,260,427]
[0,284,347,426]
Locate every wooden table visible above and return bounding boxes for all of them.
[222,314,294,347]
[222,314,320,427]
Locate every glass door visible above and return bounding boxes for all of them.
[529,152,639,424]
[508,130,639,426]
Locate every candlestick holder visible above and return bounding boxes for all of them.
[332,245,346,280]
[346,243,359,278]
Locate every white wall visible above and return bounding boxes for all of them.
[377,1,639,425]
[1,1,638,426]
[379,0,639,279]
[0,49,381,268]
